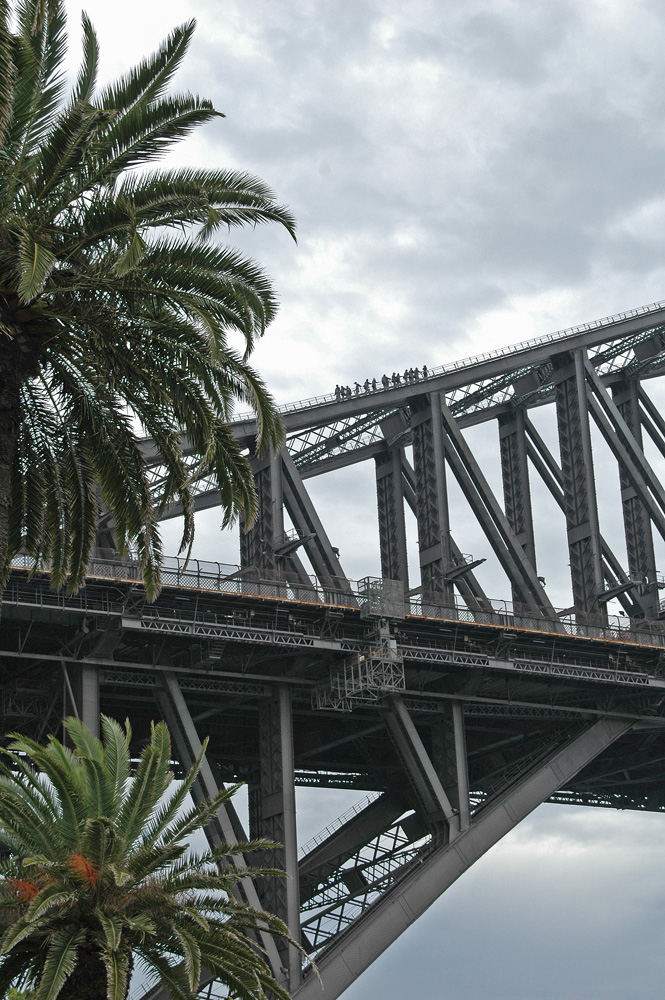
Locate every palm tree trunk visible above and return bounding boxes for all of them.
[0,335,24,615]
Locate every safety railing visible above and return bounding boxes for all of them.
[298,791,381,860]
[9,553,665,648]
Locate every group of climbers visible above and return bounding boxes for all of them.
[334,366,430,401]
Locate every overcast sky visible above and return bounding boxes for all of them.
[59,2,665,997]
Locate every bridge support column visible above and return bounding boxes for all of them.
[65,664,100,738]
[249,685,301,990]
[524,415,647,619]
[432,701,470,832]
[375,447,409,588]
[240,450,283,580]
[410,393,452,606]
[553,350,604,617]
[499,408,537,605]
[612,379,659,618]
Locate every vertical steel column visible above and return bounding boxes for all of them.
[375,447,409,587]
[249,685,301,989]
[498,408,537,572]
[612,379,659,618]
[67,665,101,737]
[452,702,470,831]
[431,702,470,834]
[410,393,452,604]
[382,694,458,838]
[553,350,604,615]
[78,666,100,738]
[240,450,283,580]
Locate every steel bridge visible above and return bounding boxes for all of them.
[5,300,665,998]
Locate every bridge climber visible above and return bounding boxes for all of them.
[4,299,665,998]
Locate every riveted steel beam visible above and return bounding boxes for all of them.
[498,407,537,574]
[410,393,453,604]
[400,455,495,610]
[375,446,409,587]
[610,379,659,618]
[281,451,352,594]
[584,362,665,547]
[524,417,647,619]
[249,686,301,989]
[240,450,283,579]
[553,351,604,615]
[382,694,458,835]
[639,385,665,461]
[431,701,471,833]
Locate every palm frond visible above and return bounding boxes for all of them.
[96,21,196,113]
[0,0,15,145]
[0,0,294,604]
[33,925,85,1000]
[71,11,97,104]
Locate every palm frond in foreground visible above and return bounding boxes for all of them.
[0,0,295,601]
[0,715,295,1000]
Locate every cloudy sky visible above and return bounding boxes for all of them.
[59,1,665,997]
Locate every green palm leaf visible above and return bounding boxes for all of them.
[0,0,294,600]
[33,926,84,1000]
[0,716,301,999]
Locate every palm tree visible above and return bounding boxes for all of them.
[0,715,296,1000]
[0,0,295,604]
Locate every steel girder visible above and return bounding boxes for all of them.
[607,381,658,616]
[553,350,605,616]
[374,413,410,588]
[239,451,282,579]
[248,685,301,988]
[374,448,409,587]
[280,452,352,594]
[154,672,285,988]
[584,363,665,546]
[522,416,648,619]
[410,393,453,603]
[498,407,537,599]
[398,456,491,609]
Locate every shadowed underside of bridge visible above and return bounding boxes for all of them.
[5,302,665,998]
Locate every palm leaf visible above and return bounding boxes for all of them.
[0,0,294,613]
[99,716,131,810]
[33,925,85,1000]
[101,947,129,1000]
[0,0,15,145]
[16,230,56,302]
[71,11,98,104]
